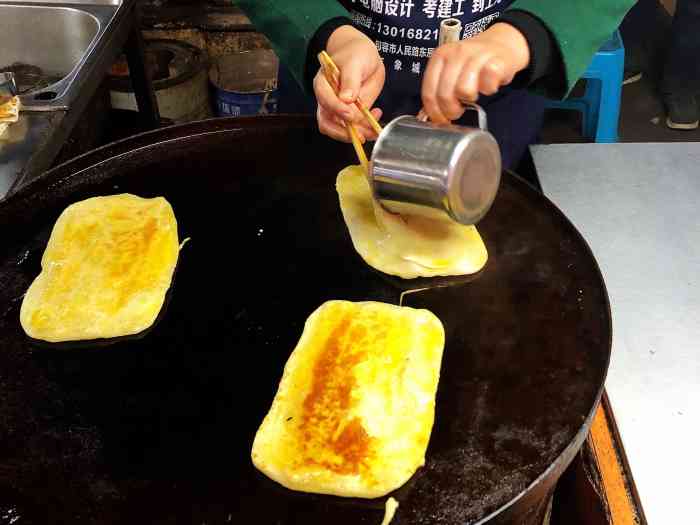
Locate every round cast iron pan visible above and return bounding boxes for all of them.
[0,116,611,525]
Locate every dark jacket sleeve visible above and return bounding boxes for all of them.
[505,0,636,97]
[304,17,353,93]
[233,0,349,88]
[493,10,562,96]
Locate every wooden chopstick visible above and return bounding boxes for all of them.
[318,51,383,135]
[345,121,369,172]
[318,51,395,228]
[317,57,369,171]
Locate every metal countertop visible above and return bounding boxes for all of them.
[0,0,142,199]
[532,142,700,524]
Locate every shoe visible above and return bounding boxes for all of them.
[621,40,646,85]
[664,94,699,130]
[623,71,643,85]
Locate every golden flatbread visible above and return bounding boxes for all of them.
[0,95,20,123]
[252,300,445,499]
[20,194,180,343]
[336,165,488,279]
[0,95,20,139]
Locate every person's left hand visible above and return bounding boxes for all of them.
[421,23,531,123]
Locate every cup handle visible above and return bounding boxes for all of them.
[464,102,488,131]
[416,102,488,130]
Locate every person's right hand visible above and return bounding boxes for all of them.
[313,25,385,143]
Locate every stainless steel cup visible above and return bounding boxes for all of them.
[369,104,501,225]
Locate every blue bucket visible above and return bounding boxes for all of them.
[209,50,279,117]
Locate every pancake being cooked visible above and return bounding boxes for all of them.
[336,165,488,279]
[20,194,180,343]
[252,300,445,499]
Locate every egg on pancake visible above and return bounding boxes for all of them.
[252,300,445,499]
[20,194,180,343]
[336,165,488,279]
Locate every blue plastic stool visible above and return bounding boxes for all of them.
[545,30,625,143]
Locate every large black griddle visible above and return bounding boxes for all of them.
[0,116,610,525]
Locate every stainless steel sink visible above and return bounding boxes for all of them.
[0,1,122,110]
[0,0,142,200]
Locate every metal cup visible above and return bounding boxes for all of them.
[369,104,501,225]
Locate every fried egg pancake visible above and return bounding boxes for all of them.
[20,194,180,343]
[0,95,20,123]
[0,95,20,138]
[252,300,445,499]
[336,165,488,279]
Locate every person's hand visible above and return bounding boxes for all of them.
[421,23,530,123]
[313,25,385,143]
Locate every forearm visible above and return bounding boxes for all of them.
[233,0,348,88]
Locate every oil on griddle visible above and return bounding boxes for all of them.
[0,116,610,525]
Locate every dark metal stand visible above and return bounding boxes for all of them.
[124,15,160,128]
